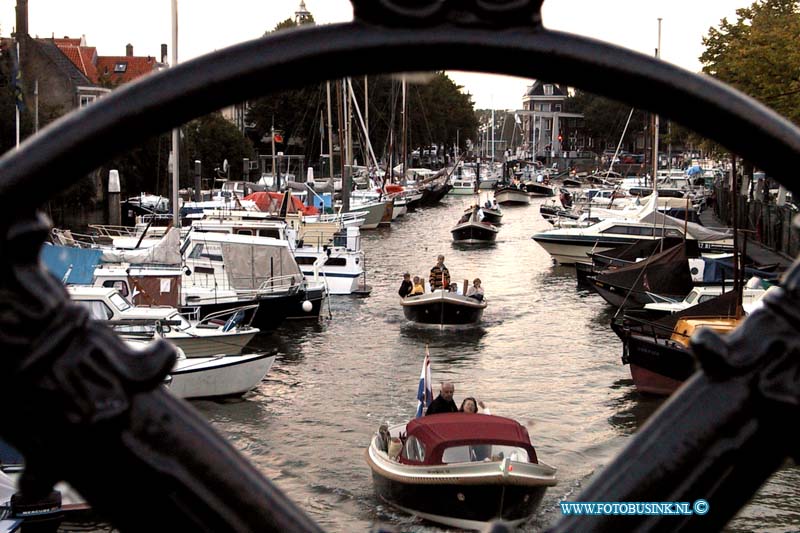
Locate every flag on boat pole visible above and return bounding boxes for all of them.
[415,345,432,418]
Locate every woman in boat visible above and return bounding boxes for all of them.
[460,397,491,415]
[466,278,484,302]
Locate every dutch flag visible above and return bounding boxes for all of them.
[415,348,432,418]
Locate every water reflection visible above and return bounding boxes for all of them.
[605,380,665,436]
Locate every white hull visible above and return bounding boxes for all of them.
[168,353,275,399]
[449,187,477,195]
[533,241,616,265]
[302,269,361,295]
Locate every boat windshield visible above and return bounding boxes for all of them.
[441,444,530,464]
[109,292,132,312]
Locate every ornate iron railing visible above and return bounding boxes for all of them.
[1,1,798,531]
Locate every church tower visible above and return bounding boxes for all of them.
[294,1,313,25]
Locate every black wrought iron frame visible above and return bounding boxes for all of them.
[0,1,798,531]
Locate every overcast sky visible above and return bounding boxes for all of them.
[2,0,749,109]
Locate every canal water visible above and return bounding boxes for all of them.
[71,193,799,531]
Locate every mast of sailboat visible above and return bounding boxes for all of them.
[653,18,662,206]
[335,81,349,212]
[326,81,334,179]
[402,75,408,181]
[731,155,742,318]
[171,0,180,227]
[347,79,380,172]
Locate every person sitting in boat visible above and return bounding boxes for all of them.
[484,199,492,209]
[448,282,462,295]
[410,276,425,295]
[398,273,413,298]
[560,189,573,208]
[459,397,491,415]
[425,382,457,415]
[466,278,484,302]
[429,255,451,291]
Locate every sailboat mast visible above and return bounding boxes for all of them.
[326,81,334,179]
[171,0,180,227]
[402,76,407,179]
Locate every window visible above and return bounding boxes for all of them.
[402,436,426,462]
[324,257,347,267]
[258,229,281,239]
[188,242,223,261]
[544,84,553,96]
[79,95,96,108]
[294,256,318,265]
[602,225,632,235]
[442,445,530,464]
[75,300,114,320]
[236,229,253,236]
[554,104,562,112]
[102,280,129,297]
[109,293,132,312]
[114,62,128,73]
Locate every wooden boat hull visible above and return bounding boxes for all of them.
[401,292,486,325]
[623,335,695,396]
[370,470,548,529]
[451,222,498,244]
[494,188,530,206]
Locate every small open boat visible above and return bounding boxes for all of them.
[366,413,557,530]
[494,186,530,206]
[451,206,499,244]
[401,290,486,326]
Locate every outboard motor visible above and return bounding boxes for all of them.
[9,488,63,533]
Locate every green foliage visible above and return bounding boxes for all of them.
[701,0,800,124]
[184,112,255,183]
[565,90,647,150]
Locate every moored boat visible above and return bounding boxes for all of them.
[365,413,557,530]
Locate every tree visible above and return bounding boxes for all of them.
[565,90,646,151]
[701,0,800,125]
[184,112,255,184]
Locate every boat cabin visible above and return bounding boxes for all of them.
[398,413,538,466]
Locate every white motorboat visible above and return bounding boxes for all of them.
[124,339,275,400]
[68,286,259,358]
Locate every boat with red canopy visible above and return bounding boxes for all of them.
[365,413,557,530]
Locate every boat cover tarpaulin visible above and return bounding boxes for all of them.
[40,244,102,284]
[702,258,779,283]
[592,237,692,263]
[405,413,536,465]
[595,244,694,298]
[221,242,303,290]
[639,211,731,241]
[100,227,181,265]
[654,289,740,333]
[244,191,319,216]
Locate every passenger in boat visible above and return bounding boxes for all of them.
[466,278,484,302]
[429,255,451,291]
[411,276,425,295]
[425,382,458,415]
[484,199,492,209]
[491,200,499,210]
[460,397,491,415]
[448,282,462,295]
[398,273,413,298]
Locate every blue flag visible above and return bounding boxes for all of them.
[415,349,432,418]
[10,44,25,113]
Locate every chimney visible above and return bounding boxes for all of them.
[126,43,133,57]
[15,0,29,38]
[161,44,168,64]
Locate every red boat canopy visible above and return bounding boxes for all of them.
[403,413,537,465]
[244,191,319,216]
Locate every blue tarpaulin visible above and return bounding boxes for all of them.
[687,165,703,176]
[702,257,778,283]
[40,244,103,285]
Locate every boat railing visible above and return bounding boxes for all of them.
[51,227,114,248]
[88,224,144,238]
[252,274,304,295]
[194,303,259,329]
